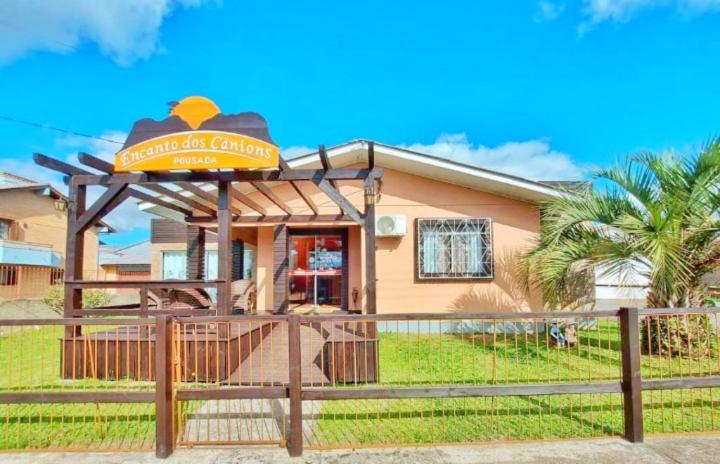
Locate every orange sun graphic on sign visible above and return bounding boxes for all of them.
[169,96,221,130]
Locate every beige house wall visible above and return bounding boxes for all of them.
[249,167,543,313]
[151,166,543,314]
[0,189,101,279]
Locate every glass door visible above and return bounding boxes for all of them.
[288,233,343,309]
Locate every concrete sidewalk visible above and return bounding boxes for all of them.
[1,435,718,464]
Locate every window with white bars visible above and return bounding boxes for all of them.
[416,218,493,280]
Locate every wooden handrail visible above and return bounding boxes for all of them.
[65,279,222,289]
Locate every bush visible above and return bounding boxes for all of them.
[641,314,714,358]
[41,285,111,315]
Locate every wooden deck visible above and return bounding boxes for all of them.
[62,320,379,385]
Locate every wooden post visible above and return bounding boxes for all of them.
[620,307,644,443]
[273,225,289,314]
[155,315,174,458]
[363,176,377,315]
[287,314,303,456]
[64,179,86,336]
[217,180,232,315]
[140,287,149,316]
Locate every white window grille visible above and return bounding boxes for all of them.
[416,218,493,280]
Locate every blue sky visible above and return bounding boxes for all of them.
[1,0,720,245]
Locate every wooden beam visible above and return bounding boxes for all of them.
[620,307,644,443]
[318,144,338,189]
[144,186,214,216]
[313,178,363,225]
[186,214,355,224]
[67,168,379,186]
[287,314,303,456]
[178,181,244,216]
[72,183,128,234]
[176,387,287,401]
[230,186,267,215]
[177,182,218,210]
[155,315,174,458]
[302,382,623,401]
[78,153,216,216]
[34,153,193,217]
[216,180,233,316]
[273,225,289,314]
[279,157,319,214]
[0,392,155,404]
[368,141,375,170]
[64,180,85,323]
[65,279,220,289]
[643,376,720,390]
[124,188,193,217]
[251,181,293,215]
[364,177,377,315]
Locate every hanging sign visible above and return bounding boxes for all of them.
[114,96,280,172]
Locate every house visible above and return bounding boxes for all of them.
[99,240,151,293]
[0,172,111,299]
[141,141,564,313]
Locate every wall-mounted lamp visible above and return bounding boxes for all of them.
[364,186,375,205]
[53,198,68,212]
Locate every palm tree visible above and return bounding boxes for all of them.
[520,141,720,355]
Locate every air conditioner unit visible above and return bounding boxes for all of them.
[375,214,407,237]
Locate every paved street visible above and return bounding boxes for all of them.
[1,435,718,464]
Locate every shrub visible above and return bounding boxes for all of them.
[42,285,111,315]
[641,314,714,358]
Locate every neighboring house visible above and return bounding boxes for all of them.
[141,141,564,314]
[0,172,112,299]
[593,264,649,310]
[99,241,151,293]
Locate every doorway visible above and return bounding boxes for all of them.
[288,228,348,311]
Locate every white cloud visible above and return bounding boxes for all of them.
[400,133,586,181]
[0,1,211,66]
[535,1,566,22]
[579,0,720,31]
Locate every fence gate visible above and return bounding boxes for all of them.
[171,315,292,449]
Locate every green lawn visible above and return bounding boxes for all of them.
[0,325,155,450]
[314,321,720,447]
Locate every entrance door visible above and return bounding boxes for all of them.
[288,229,347,311]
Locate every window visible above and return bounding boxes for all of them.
[416,218,493,280]
[0,219,12,240]
[243,244,256,280]
[204,250,218,280]
[0,266,18,286]
[162,251,187,280]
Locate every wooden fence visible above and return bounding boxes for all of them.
[0,308,718,457]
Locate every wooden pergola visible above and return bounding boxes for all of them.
[34,143,382,318]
